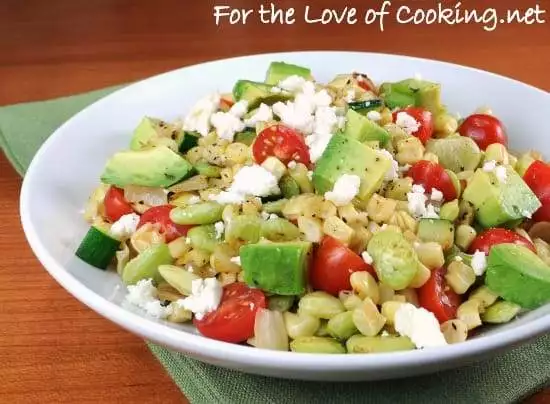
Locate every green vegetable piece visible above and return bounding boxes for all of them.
[101,146,194,188]
[315,320,330,337]
[440,200,460,222]
[260,217,300,242]
[233,80,291,110]
[265,61,312,85]
[380,79,443,113]
[187,224,221,253]
[158,265,201,296]
[485,244,550,309]
[241,241,312,295]
[384,177,413,201]
[481,301,522,324]
[129,117,184,151]
[279,175,301,198]
[170,202,224,225]
[425,137,482,173]
[268,295,295,312]
[179,132,200,153]
[234,130,257,146]
[347,99,383,113]
[225,215,263,244]
[417,219,455,250]
[262,199,288,214]
[341,109,390,145]
[290,336,346,354]
[445,169,461,196]
[463,166,541,228]
[194,162,221,178]
[327,311,358,340]
[367,230,420,290]
[122,243,173,285]
[75,226,120,269]
[346,335,415,353]
[298,291,345,320]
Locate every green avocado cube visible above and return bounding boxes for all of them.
[129,117,184,151]
[240,242,312,295]
[379,78,443,113]
[462,166,541,228]
[312,134,391,201]
[341,109,389,145]
[232,80,291,110]
[265,61,312,85]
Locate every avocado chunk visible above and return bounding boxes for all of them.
[312,134,391,201]
[240,241,312,295]
[341,109,390,145]
[417,219,455,250]
[232,80,291,110]
[265,61,312,85]
[129,117,184,151]
[101,145,194,188]
[425,137,482,172]
[122,243,173,285]
[486,244,550,309]
[462,166,541,228]
[366,230,421,290]
[379,78,443,113]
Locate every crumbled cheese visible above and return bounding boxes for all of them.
[394,303,448,349]
[210,111,245,141]
[214,221,225,240]
[395,112,421,135]
[483,160,497,172]
[126,279,173,319]
[187,195,201,205]
[268,213,279,220]
[345,89,355,103]
[287,160,297,169]
[366,110,382,122]
[361,251,374,265]
[229,100,249,118]
[424,204,440,219]
[272,101,314,134]
[430,188,444,202]
[211,164,280,205]
[110,213,140,239]
[183,93,220,136]
[177,278,223,320]
[407,185,428,218]
[471,250,487,276]
[324,174,361,207]
[270,86,282,94]
[494,166,507,183]
[260,211,271,220]
[412,184,425,193]
[244,103,273,128]
[306,106,339,162]
[230,256,241,266]
[377,149,399,181]
[278,75,307,92]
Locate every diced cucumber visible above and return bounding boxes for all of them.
[194,162,222,178]
[187,225,221,253]
[290,336,346,354]
[279,175,301,198]
[225,215,263,244]
[439,200,460,222]
[179,131,200,153]
[327,311,358,340]
[262,199,288,214]
[75,226,121,269]
[346,335,415,353]
[347,99,383,113]
[260,217,300,242]
[417,219,455,250]
[122,243,173,285]
[234,130,257,146]
[481,301,522,324]
[268,295,296,312]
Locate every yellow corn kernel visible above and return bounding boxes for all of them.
[366,194,397,223]
[350,271,380,304]
[434,113,458,137]
[396,136,425,165]
[218,272,237,286]
[395,288,419,306]
[378,283,396,304]
[441,319,468,344]
[381,301,406,326]
[185,146,203,165]
[455,224,477,251]
[409,263,431,288]
[445,261,476,294]
[352,298,386,337]
[298,216,324,243]
[457,300,482,330]
[415,242,445,269]
[349,225,373,253]
[225,142,250,166]
[339,291,364,311]
[422,152,439,163]
[184,249,211,268]
[168,236,192,259]
[388,210,417,233]
[323,216,355,246]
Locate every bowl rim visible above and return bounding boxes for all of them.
[20,50,550,373]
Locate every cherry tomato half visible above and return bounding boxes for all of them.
[104,186,134,222]
[407,160,457,201]
[309,236,376,296]
[468,228,536,255]
[252,124,311,166]
[523,160,550,222]
[458,114,507,151]
[353,72,377,94]
[418,267,461,324]
[194,283,267,343]
[393,107,434,145]
[138,205,192,242]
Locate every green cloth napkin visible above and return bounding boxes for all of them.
[1,88,549,404]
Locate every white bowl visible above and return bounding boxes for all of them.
[20,51,550,381]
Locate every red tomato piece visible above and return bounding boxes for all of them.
[219,97,234,112]
[468,228,536,255]
[458,114,508,151]
[353,72,377,94]
[252,124,311,166]
[393,107,434,144]
[138,205,192,242]
[407,160,457,201]
[523,160,550,222]
[104,186,134,222]
[309,236,376,296]
[418,267,462,324]
[194,283,267,343]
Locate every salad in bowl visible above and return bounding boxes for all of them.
[75,61,550,354]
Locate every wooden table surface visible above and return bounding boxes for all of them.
[0,0,548,402]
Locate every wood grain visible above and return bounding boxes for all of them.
[0,0,548,402]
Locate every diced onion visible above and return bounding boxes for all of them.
[253,308,289,351]
[124,185,168,207]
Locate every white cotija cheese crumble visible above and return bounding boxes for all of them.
[183,93,220,136]
[483,160,497,172]
[377,149,399,181]
[361,251,374,265]
[395,111,421,135]
[471,250,488,276]
[126,279,173,319]
[177,278,223,321]
[210,100,248,142]
[394,303,447,349]
[407,184,440,219]
[430,188,444,202]
[214,221,225,240]
[483,160,507,184]
[278,75,308,92]
[244,103,273,128]
[324,174,361,207]
[110,213,140,239]
[366,110,382,122]
[211,164,280,204]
